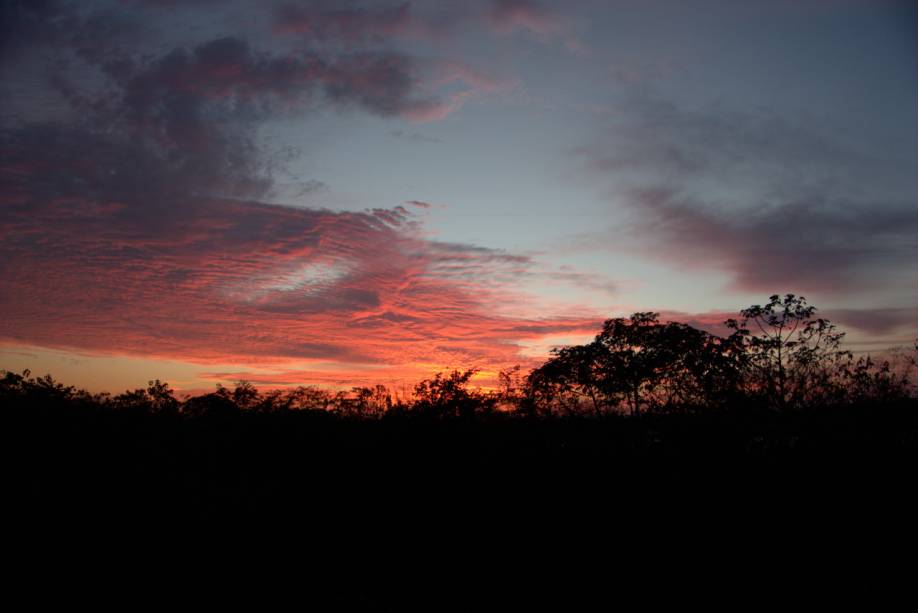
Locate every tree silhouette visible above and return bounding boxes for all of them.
[527,343,606,416]
[497,365,525,412]
[595,312,750,413]
[726,294,848,409]
[216,380,260,410]
[146,379,179,414]
[181,391,239,418]
[648,320,745,409]
[594,312,667,415]
[413,369,491,418]
[528,312,745,415]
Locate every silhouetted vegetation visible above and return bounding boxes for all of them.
[5,295,916,606]
[5,295,913,420]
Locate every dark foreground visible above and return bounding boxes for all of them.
[11,400,917,511]
[6,400,917,608]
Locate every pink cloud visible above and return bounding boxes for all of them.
[397,99,457,122]
[488,0,562,35]
[0,188,605,385]
[429,60,510,93]
[400,60,517,121]
[485,0,587,53]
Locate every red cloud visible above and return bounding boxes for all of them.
[0,190,603,386]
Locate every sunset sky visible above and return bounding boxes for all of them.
[1,0,916,393]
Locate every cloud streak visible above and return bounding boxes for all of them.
[488,0,563,36]
[0,192,604,381]
[575,91,918,294]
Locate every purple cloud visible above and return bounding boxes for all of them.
[575,90,918,294]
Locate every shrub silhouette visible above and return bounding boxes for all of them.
[412,369,493,418]
[1,295,914,419]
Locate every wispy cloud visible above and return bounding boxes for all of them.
[0,186,605,377]
[390,131,443,144]
[487,0,586,52]
[573,90,918,294]
[488,0,562,35]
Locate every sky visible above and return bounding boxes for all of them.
[1,0,916,393]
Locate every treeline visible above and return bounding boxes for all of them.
[2,295,915,419]
[527,294,915,416]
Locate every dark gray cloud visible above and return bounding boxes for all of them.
[826,307,918,337]
[274,1,425,41]
[577,90,918,294]
[1,0,452,212]
[619,188,918,293]
[390,130,443,144]
[1,1,74,58]
[1,1,149,64]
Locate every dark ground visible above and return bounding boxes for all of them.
[6,400,917,609]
